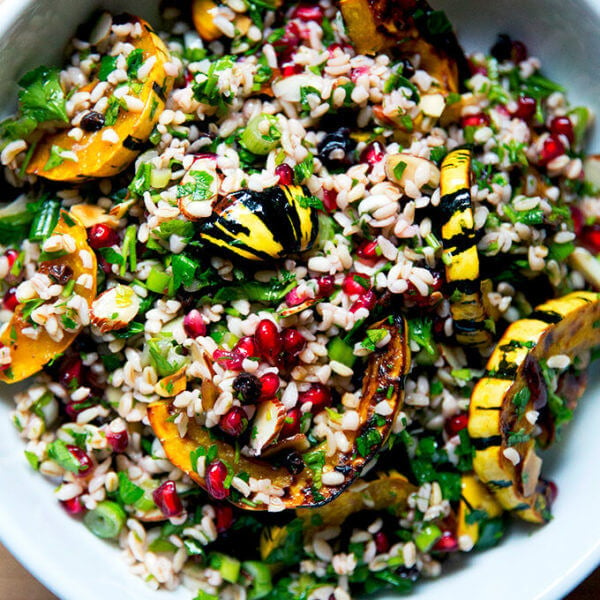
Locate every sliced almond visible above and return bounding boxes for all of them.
[109,197,137,220]
[155,367,187,398]
[70,204,120,228]
[385,153,440,190]
[280,297,318,317]
[90,284,140,333]
[89,11,113,45]
[249,399,285,456]
[569,247,600,290]
[419,93,446,118]
[521,446,543,498]
[201,377,220,411]
[261,433,310,458]
[177,157,220,221]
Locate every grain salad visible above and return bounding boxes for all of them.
[1,0,600,598]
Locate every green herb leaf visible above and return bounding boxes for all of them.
[18,66,68,123]
[117,471,145,505]
[47,439,83,474]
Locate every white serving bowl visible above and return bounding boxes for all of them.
[0,1,599,599]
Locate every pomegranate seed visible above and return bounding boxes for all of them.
[460,113,489,128]
[445,413,469,437]
[580,225,600,254]
[539,136,565,166]
[291,4,323,22]
[106,428,129,453]
[281,328,306,355]
[273,22,300,56]
[468,60,488,76]
[374,531,390,554]
[550,116,575,144]
[193,152,218,161]
[359,141,385,166]
[433,531,459,552]
[61,496,86,516]
[299,384,332,413]
[342,273,370,296]
[545,479,559,506]
[259,373,280,399]
[3,287,18,311]
[513,96,536,121]
[184,70,194,85]
[183,309,207,338]
[67,445,93,477]
[275,163,294,185]
[5,249,18,269]
[219,406,249,437]
[255,319,282,362]
[321,188,338,212]
[350,289,377,313]
[87,223,119,250]
[152,480,183,517]
[285,286,308,307]
[328,42,352,57]
[356,240,379,260]
[213,349,244,371]
[280,407,302,438]
[570,206,584,237]
[350,66,370,83]
[235,336,259,360]
[316,275,335,297]
[215,504,234,533]
[60,358,83,388]
[511,40,528,63]
[205,460,230,500]
[282,63,303,77]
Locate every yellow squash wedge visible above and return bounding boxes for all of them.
[468,291,600,522]
[0,211,97,383]
[148,315,411,510]
[440,148,493,348]
[27,16,174,182]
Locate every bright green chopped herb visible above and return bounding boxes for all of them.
[147,338,186,377]
[126,48,144,79]
[304,448,326,489]
[294,153,315,183]
[512,386,530,417]
[451,368,472,381]
[177,170,215,202]
[24,450,39,470]
[192,56,235,112]
[361,328,388,352]
[507,428,532,446]
[43,145,76,171]
[117,471,145,505]
[408,317,437,356]
[98,246,124,266]
[465,508,490,525]
[155,219,195,241]
[98,55,118,81]
[171,253,200,292]
[297,194,324,210]
[393,160,408,181]
[104,96,122,126]
[18,65,68,123]
[356,427,382,457]
[47,439,84,474]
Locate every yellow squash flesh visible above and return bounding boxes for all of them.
[440,148,492,348]
[0,211,97,383]
[468,291,600,522]
[27,16,174,182]
[148,315,411,509]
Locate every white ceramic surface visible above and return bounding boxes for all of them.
[0,1,599,599]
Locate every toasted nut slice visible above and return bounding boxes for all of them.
[385,153,440,189]
[261,434,311,458]
[91,284,140,333]
[249,399,286,456]
[419,93,446,118]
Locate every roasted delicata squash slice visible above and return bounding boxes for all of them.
[440,148,493,349]
[198,185,319,262]
[468,291,600,523]
[456,473,503,548]
[339,0,468,94]
[192,0,257,42]
[0,211,97,383]
[148,315,410,510]
[27,15,174,182]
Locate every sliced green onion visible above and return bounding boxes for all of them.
[327,337,356,368]
[242,561,273,600]
[84,501,126,539]
[209,552,241,584]
[414,523,442,552]
[120,224,138,276]
[150,166,171,189]
[29,198,60,241]
[240,113,281,155]
[146,266,171,295]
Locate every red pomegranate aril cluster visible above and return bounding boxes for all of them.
[152,480,184,517]
[60,358,83,388]
[255,319,282,363]
[374,531,390,554]
[321,188,337,212]
[106,428,129,453]
[259,373,280,399]
[460,113,489,128]
[356,240,379,260]
[282,328,306,355]
[291,4,324,22]
[183,309,207,338]
[5,249,18,269]
[285,286,308,307]
[350,289,376,313]
[280,407,302,438]
[316,275,335,297]
[87,223,119,250]
[3,287,18,311]
[67,445,93,477]
[275,163,294,185]
[513,96,536,121]
[219,406,249,437]
[215,504,234,533]
[580,225,600,254]
[550,115,575,144]
[342,273,370,295]
[61,496,86,516]
[570,206,584,237]
[360,141,385,166]
[511,40,528,63]
[539,136,565,166]
[433,531,459,552]
[206,460,230,500]
[445,413,469,437]
[300,383,332,413]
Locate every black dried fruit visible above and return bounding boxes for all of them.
[232,372,262,403]
[48,264,73,285]
[80,111,106,132]
[283,450,304,475]
[317,128,356,170]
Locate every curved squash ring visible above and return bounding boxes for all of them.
[26,16,174,182]
[148,315,411,510]
[440,148,493,348]
[0,211,97,383]
[468,291,600,522]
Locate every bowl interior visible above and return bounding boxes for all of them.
[0,1,600,599]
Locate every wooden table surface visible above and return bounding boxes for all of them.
[1,541,598,599]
